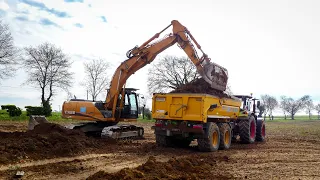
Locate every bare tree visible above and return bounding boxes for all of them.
[305,98,314,120]
[257,103,265,117]
[0,19,19,82]
[280,96,288,120]
[82,58,110,101]
[280,95,311,120]
[315,104,320,120]
[261,94,278,120]
[147,55,200,93]
[23,42,73,111]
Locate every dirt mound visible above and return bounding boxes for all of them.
[0,123,108,165]
[31,122,84,135]
[87,156,234,180]
[170,78,230,98]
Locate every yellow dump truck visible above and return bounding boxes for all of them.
[151,93,266,152]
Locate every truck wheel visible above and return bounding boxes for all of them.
[155,134,172,147]
[256,120,266,142]
[198,122,220,152]
[239,116,256,144]
[219,123,232,150]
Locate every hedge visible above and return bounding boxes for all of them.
[1,105,22,117]
[25,101,52,117]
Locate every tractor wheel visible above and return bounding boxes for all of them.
[256,120,266,142]
[239,116,256,144]
[155,134,173,147]
[219,123,232,150]
[198,122,220,152]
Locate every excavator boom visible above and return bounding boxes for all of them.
[59,20,228,140]
[105,20,228,115]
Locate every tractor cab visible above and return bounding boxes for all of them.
[234,94,261,116]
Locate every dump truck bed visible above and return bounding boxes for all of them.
[152,93,242,123]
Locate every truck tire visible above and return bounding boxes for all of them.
[198,122,220,152]
[239,116,256,144]
[256,120,266,142]
[218,123,232,150]
[155,134,172,147]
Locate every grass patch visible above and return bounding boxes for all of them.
[0,111,69,121]
[266,120,320,138]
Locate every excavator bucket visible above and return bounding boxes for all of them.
[201,61,228,92]
[28,115,49,130]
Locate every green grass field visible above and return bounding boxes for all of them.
[0,110,70,121]
[1,109,318,123]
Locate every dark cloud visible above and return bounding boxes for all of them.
[15,16,29,21]
[39,18,60,28]
[0,9,7,16]
[100,16,107,23]
[20,0,71,18]
[64,0,84,3]
[74,23,83,28]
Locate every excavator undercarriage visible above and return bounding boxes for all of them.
[29,116,144,139]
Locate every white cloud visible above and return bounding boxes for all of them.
[0,0,9,11]
[0,0,320,114]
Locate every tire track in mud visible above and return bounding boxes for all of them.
[0,153,117,171]
[0,121,320,179]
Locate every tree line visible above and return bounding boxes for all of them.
[2,18,319,120]
[258,94,320,120]
[0,19,110,116]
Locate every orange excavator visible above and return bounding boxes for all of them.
[61,20,228,139]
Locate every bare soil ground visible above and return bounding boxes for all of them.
[0,120,319,180]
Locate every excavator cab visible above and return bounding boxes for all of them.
[116,88,139,119]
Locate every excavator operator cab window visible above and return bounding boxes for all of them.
[129,94,138,115]
[120,92,138,119]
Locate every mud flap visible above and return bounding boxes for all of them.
[28,115,49,130]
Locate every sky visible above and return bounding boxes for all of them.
[0,0,319,115]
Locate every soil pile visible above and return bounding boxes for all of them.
[87,155,234,180]
[170,78,230,98]
[0,123,108,165]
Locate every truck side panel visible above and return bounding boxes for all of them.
[152,93,241,122]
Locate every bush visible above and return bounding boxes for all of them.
[43,101,52,116]
[1,105,22,117]
[1,105,16,110]
[145,112,152,120]
[25,106,45,116]
[144,108,152,120]
[9,107,22,117]
[25,101,52,117]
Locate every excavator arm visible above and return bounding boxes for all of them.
[105,20,228,118]
[62,20,228,123]
[58,20,228,139]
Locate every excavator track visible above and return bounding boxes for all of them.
[68,122,144,140]
[101,125,144,139]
